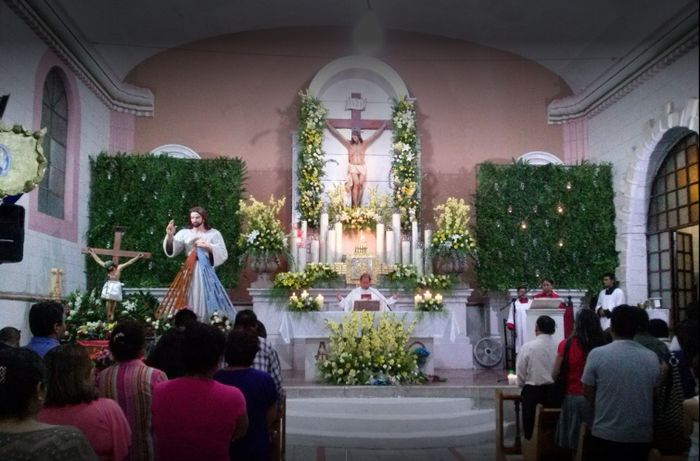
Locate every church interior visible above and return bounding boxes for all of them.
[0,1,698,460]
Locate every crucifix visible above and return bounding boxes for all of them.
[82,226,152,321]
[325,92,390,207]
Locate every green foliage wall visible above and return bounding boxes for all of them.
[474,161,618,291]
[87,153,246,289]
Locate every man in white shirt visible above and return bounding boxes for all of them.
[336,273,397,312]
[595,272,626,331]
[516,315,558,439]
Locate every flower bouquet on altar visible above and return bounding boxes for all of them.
[414,290,444,312]
[288,291,324,312]
[416,274,453,291]
[430,197,476,274]
[237,195,287,271]
[209,311,233,333]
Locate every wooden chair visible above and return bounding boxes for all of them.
[495,390,522,461]
[271,394,287,461]
[521,404,569,461]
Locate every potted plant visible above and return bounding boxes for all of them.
[237,195,287,283]
[430,197,476,274]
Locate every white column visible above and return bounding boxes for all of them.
[391,213,401,265]
[375,222,385,263]
[385,230,394,265]
[319,212,329,263]
[334,222,343,262]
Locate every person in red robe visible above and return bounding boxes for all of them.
[533,278,573,337]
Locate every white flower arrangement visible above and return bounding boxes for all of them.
[414,290,444,312]
[288,290,324,312]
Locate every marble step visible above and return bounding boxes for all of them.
[286,397,496,449]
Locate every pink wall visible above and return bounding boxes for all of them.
[127,28,570,226]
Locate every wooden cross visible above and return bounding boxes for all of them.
[82,226,152,263]
[326,92,389,132]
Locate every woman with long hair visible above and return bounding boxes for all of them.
[38,344,131,461]
[98,320,167,461]
[0,348,97,460]
[552,308,608,456]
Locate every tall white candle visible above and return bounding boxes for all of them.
[310,239,320,264]
[424,229,433,275]
[334,222,343,261]
[391,213,401,264]
[401,239,411,266]
[319,212,329,263]
[411,220,418,262]
[288,231,297,271]
[414,248,424,276]
[385,230,394,265]
[375,222,384,263]
[297,243,307,272]
[301,220,308,245]
[327,229,336,263]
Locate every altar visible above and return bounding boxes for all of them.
[279,310,459,381]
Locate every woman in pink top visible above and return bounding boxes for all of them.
[552,308,607,456]
[98,319,167,461]
[152,322,248,461]
[38,344,131,461]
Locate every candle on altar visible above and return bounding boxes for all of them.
[334,222,343,260]
[327,228,336,263]
[401,239,410,266]
[423,228,433,275]
[319,212,329,263]
[297,241,306,272]
[411,220,418,258]
[375,222,385,263]
[391,213,401,263]
[301,220,307,245]
[385,230,394,265]
[310,239,320,264]
[414,247,424,276]
[288,230,297,271]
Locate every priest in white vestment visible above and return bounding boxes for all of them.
[162,206,235,320]
[595,272,625,331]
[337,273,397,312]
[506,285,532,353]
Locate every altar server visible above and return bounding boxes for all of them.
[506,285,532,353]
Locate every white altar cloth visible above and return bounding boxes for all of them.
[278,311,460,344]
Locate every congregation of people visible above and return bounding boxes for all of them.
[514,274,699,461]
[0,302,283,461]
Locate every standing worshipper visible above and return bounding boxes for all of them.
[151,323,247,461]
[98,320,167,461]
[0,348,98,461]
[38,344,131,461]
[595,272,625,331]
[581,305,661,461]
[24,301,66,358]
[161,207,235,320]
[214,328,278,461]
[506,285,532,353]
[552,309,607,455]
[534,278,573,338]
[516,315,559,440]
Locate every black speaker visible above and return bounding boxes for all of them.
[0,204,24,263]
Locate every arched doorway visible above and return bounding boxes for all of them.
[647,132,699,325]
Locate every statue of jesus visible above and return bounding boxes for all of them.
[326,120,388,207]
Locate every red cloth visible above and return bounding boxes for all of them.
[38,398,131,461]
[151,377,246,461]
[533,290,573,337]
[557,337,585,395]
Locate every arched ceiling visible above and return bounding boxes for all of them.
[41,0,698,93]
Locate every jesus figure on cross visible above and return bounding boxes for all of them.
[325,120,387,207]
